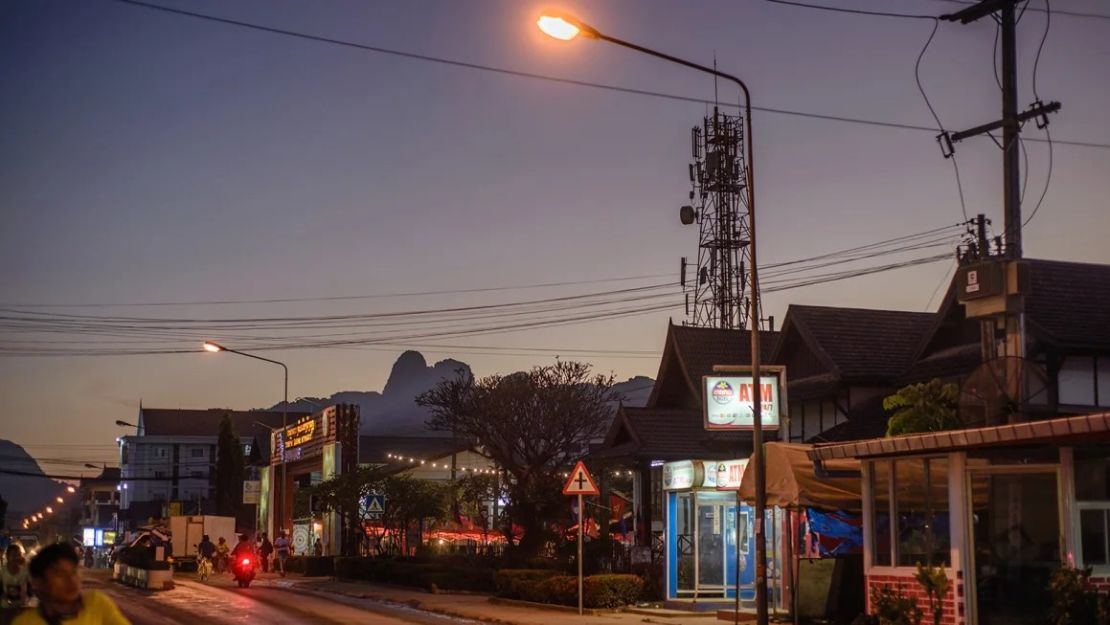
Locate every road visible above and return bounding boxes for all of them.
[84,570,481,625]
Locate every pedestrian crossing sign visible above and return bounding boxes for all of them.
[366,494,385,516]
[562,461,599,496]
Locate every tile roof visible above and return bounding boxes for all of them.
[649,323,781,407]
[777,305,935,381]
[810,411,1110,460]
[1025,259,1110,349]
[597,406,755,462]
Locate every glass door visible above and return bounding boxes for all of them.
[697,498,725,593]
[968,469,1061,625]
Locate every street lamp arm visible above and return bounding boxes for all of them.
[219,347,289,374]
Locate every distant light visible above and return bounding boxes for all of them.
[537,15,580,41]
[66,486,76,493]
[45,507,53,514]
[202,341,224,353]
[56,497,64,503]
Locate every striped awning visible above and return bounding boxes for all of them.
[807,412,1110,461]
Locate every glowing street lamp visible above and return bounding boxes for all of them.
[536,13,598,41]
[537,12,767,625]
[45,507,53,514]
[202,341,223,353]
[66,485,76,493]
[56,497,64,503]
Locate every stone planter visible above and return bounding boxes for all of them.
[113,562,174,590]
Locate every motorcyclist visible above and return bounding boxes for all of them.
[214,537,230,573]
[230,534,255,562]
[2,543,31,609]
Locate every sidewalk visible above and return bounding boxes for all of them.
[256,574,726,625]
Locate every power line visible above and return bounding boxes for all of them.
[104,0,1110,152]
[922,0,1110,21]
[764,0,938,20]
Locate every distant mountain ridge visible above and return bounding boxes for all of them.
[0,440,66,526]
[278,351,654,436]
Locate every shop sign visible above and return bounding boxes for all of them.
[715,459,748,491]
[284,415,317,448]
[663,460,720,490]
[242,480,261,504]
[703,368,786,430]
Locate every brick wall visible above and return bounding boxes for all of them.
[1090,575,1110,592]
[866,569,966,625]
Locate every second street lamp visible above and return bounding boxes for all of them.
[538,13,768,624]
[202,341,289,535]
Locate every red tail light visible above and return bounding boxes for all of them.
[241,558,251,566]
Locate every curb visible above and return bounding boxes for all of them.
[487,596,609,616]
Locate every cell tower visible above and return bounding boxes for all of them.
[679,107,751,330]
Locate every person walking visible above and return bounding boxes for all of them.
[13,543,130,624]
[2,544,30,609]
[272,531,290,577]
[257,533,272,574]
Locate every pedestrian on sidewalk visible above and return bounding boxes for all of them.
[13,543,130,625]
[258,533,273,573]
[273,531,290,577]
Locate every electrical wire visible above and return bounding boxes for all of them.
[764,0,938,20]
[923,0,1110,21]
[1024,0,1054,228]
[103,0,1110,152]
[923,261,957,311]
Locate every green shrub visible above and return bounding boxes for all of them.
[495,568,560,598]
[335,557,494,592]
[584,574,644,608]
[1049,566,1110,625]
[870,585,922,625]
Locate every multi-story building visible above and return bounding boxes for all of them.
[118,407,310,525]
[78,467,121,529]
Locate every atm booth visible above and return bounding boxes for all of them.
[664,458,787,605]
[258,404,359,555]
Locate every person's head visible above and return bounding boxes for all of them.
[6,543,24,564]
[260,532,267,539]
[218,537,226,544]
[202,534,210,543]
[238,534,248,543]
[139,536,151,547]
[28,543,81,605]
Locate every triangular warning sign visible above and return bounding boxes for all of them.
[562,461,600,496]
[367,497,384,514]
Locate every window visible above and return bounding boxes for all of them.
[154,471,166,479]
[1059,357,1096,406]
[155,447,169,459]
[190,447,204,458]
[1076,445,1110,566]
[869,457,951,567]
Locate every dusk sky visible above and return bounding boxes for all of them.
[2,0,1108,472]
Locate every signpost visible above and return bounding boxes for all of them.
[562,461,599,615]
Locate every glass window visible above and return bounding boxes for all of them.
[1080,509,1109,566]
[895,457,950,566]
[190,447,204,458]
[1099,358,1110,407]
[871,460,892,566]
[1059,356,1096,405]
[1075,446,1110,500]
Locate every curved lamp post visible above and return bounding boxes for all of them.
[203,341,289,534]
[538,13,767,624]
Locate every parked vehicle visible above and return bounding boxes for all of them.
[168,515,235,570]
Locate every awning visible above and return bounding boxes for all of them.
[738,442,862,511]
[808,412,1110,461]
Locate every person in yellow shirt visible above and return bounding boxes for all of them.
[13,543,130,625]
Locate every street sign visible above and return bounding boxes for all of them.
[366,495,385,516]
[562,461,599,496]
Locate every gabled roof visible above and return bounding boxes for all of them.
[772,305,935,382]
[648,322,781,408]
[1024,259,1110,349]
[137,408,313,461]
[358,436,470,466]
[592,406,754,462]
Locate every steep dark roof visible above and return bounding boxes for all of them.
[805,395,890,443]
[775,305,935,381]
[1025,259,1110,349]
[138,408,312,461]
[594,406,754,462]
[648,323,781,408]
[900,343,982,384]
[358,436,470,465]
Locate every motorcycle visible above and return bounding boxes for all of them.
[230,553,257,588]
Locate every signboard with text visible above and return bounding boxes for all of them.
[703,366,787,430]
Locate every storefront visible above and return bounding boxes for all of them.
[664,458,760,602]
[259,404,359,554]
[808,412,1110,625]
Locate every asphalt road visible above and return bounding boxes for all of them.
[84,571,481,625]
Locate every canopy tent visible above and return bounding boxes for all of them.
[738,442,862,511]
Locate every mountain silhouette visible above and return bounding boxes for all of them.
[277,352,653,436]
[0,440,66,525]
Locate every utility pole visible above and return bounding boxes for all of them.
[943,0,1060,421]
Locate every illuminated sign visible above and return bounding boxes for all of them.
[662,460,720,490]
[283,416,317,448]
[715,459,748,491]
[83,528,96,547]
[703,367,786,430]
